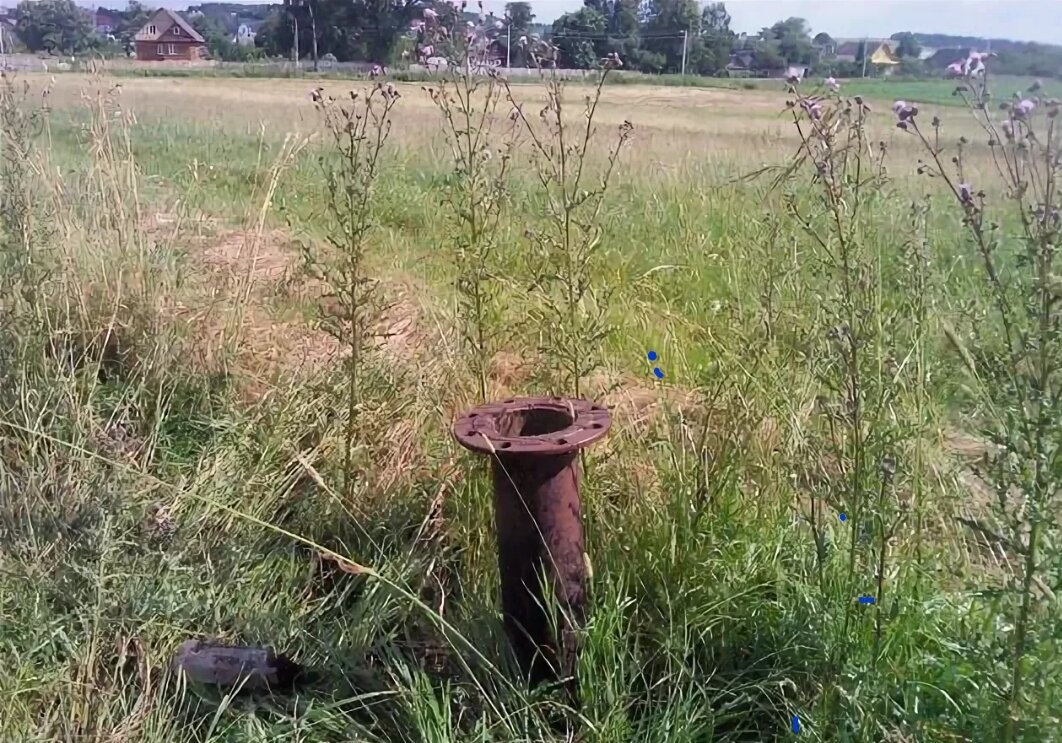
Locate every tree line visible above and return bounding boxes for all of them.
[8,0,1062,78]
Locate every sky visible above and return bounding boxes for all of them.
[61,0,1062,46]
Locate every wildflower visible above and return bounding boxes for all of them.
[893,101,918,123]
[1015,99,1036,117]
[825,76,840,92]
[945,61,965,77]
[423,7,437,19]
[1001,119,1014,139]
[1033,203,1061,224]
[958,183,975,203]
[800,98,823,120]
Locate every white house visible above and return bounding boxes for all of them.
[233,23,256,46]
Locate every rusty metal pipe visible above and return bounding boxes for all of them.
[452,397,611,689]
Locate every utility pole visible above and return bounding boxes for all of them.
[293,14,300,71]
[308,0,318,72]
[506,15,511,68]
[861,37,868,78]
[681,29,688,77]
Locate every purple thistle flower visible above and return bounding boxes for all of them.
[958,183,974,203]
[1015,99,1036,117]
[1001,119,1014,139]
[800,98,823,120]
[894,102,918,123]
[825,76,840,92]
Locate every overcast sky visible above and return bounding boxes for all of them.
[73,0,1062,46]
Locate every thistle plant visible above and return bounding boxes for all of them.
[897,60,1061,739]
[502,55,632,398]
[0,74,52,413]
[423,16,518,403]
[767,79,923,695]
[0,75,49,328]
[304,83,400,499]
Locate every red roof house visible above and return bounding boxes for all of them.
[133,8,207,61]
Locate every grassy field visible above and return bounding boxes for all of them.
[73,59,1062,107]
[1,69,1059,743]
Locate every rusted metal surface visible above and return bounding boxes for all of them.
[452,397,611,689]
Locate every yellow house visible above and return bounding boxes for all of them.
[869,43,901,66]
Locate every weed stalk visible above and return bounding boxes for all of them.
[305,83,400,500]
[502,57,631,398]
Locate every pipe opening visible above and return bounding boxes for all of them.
[496,408,574,438]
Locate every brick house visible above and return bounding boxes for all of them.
[134,8,208,61]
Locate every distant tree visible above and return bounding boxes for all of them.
[760,16,812,64]
[551,6,606,68]
[15,0,95,54]
[695,2,733,75]
[112,1,154,54]
[767,17,809,41]
[575,0,638,64]
[189,13,226,47]
[611,0,640,38]
[282,0,319,70]
[701,1,730,33]
[751,42,784,70]
[641,0,700,72]
[894,31,920,58]
[254,10,289,57]
[812,31,834,47]
[505,1,532,37]
[189,12,260,61]
[503,1,532,64]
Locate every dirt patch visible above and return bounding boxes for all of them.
[587,370,705,431]
[171,223,341,400]
[200,228,297,286]
[174,218,448,409]
[374,291,425,363]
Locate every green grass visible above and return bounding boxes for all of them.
[1,72,1059,743]
[841,74,1062,106]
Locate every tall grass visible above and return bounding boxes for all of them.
[0,68,1058,743]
